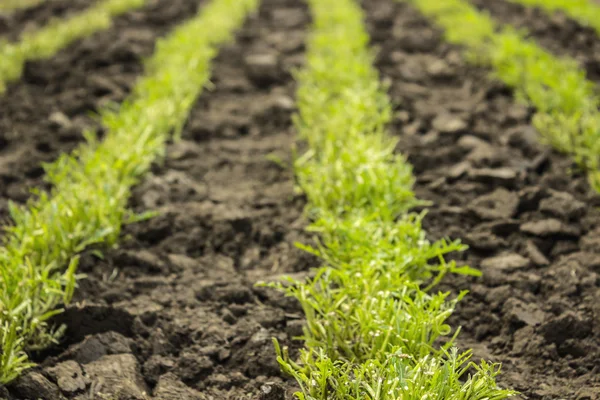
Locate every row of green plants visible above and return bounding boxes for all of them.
[0,0,47,12]
[508,0,600,35]
[0,0,146,93]
[0,0,258,384]
[264,0,516,398]
[403,0,600,191]
[0,0,45,11]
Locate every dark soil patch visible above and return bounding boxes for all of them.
[470,0,600,84]
[6,0,313,398]
[0,0,204,226]
[0,0,98,42]
[365,0,600,398]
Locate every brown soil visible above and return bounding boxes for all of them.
[365,0,600,398]
[0,0,97,41]
[0,0,203,226]
[470,0,600,84]
[1,0,599,399]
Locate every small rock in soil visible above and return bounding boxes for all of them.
[11,372,61,400]
[48,111,73,130]
[85,354,149,399]
[445,160,470,181]
[272,8,307,29]
[468,188,519,220]
[539,190,586,220]
[394,29,439,52]
[426,59,452,79]
[481,253,530,272]
[47,360,88,394]
[520,218,580,238]
[244,53,281,87]
[152,373,203,400]
[431,112,467,134]
[468,167,518,187]
[503,298,546,327]
[464,230,507,251]
[458,135,495,163]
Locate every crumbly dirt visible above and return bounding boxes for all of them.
[365,0,600,398]
[470,0,600,84]
[0,0,98,41]
[4,0,312,398]
[2,0,600,399]
[0,0,203,226]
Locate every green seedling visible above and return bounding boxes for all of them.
[0,0,45,12]
[0,0,258,383]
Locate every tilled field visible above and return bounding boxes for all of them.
[0,0,599,399]
[366,1,600,397]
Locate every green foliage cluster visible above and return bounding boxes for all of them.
[510,0,600,35]
[0,0,258,383]
[405,0,600,191]
[262,0,516,398]
[0,0,146,93]
[0,0,45,12]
